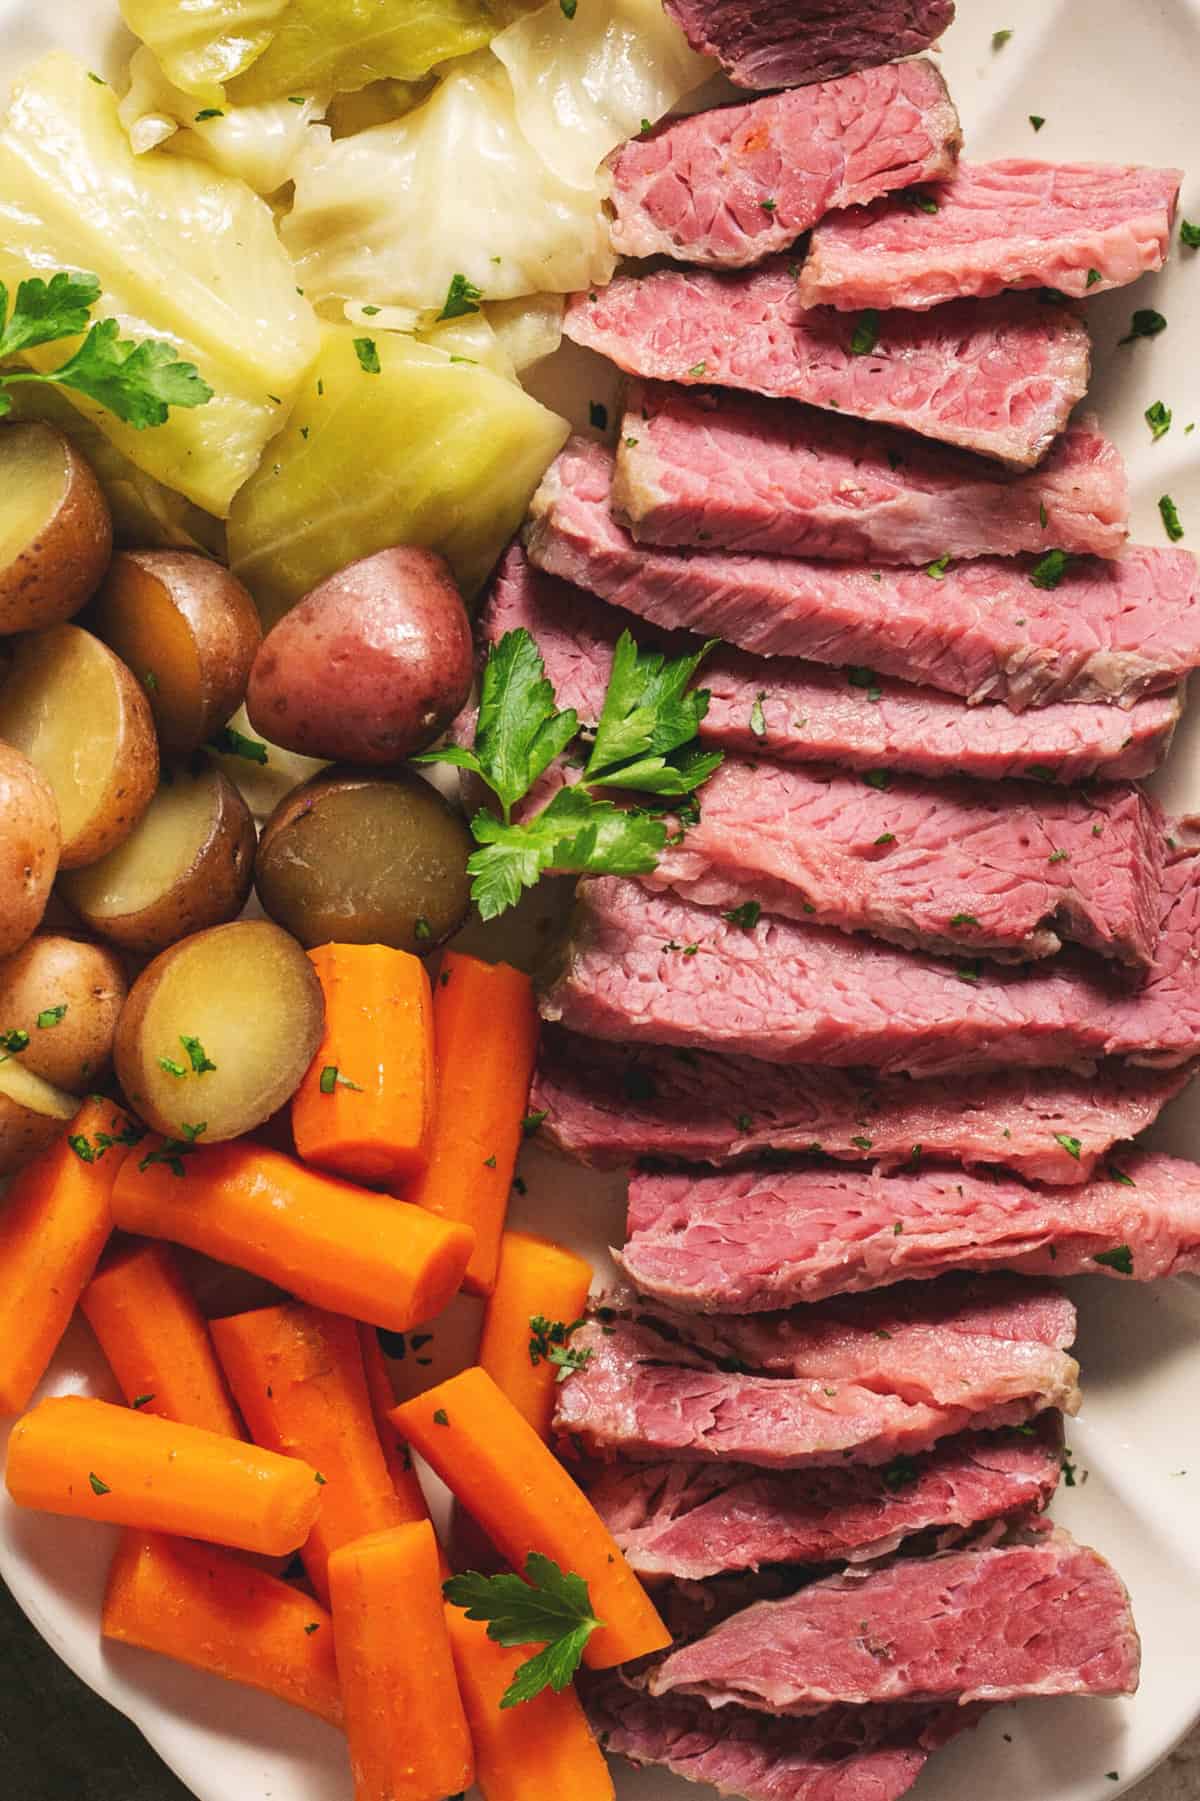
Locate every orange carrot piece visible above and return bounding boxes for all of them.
[445,1605,615,1801]
[329,1521,473,1801]
[111,1141,474,1332]
[292,945,435,1187]
[391,1368,669,1670]
[103,1530,342,1725]
[0,1096,137,1415]
[211,1304,403,1605]
[6,1394,322,1556]
[81,1239,242,1437]
[356,1322,432,1526]
[479,1231,593,1440]
[408,952,539,1298]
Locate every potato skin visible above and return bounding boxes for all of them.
[66,638,161,870]
[0,424,113,634]
[0,743,61,957]
[246,547,473,763]
[0,1096,67,1174]
[0,933,128,1091]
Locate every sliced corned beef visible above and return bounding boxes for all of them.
[542,852,1200,1076]
[588,1423,1062,1579]
[608,61,960,268]
[662,0,955,90]
[799,159,1183,310]
[651,754,1164,965]
[619,1150,1200,1313]
[531,1024,1192,1183]
[564,264,1090,465]
[527,442,1200,708]
[584,1681,965,1801]
[613,387,1128,561]
[648,1533,1140,1710]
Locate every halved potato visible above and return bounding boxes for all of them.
[59,762,256,956]
[90,550,262,754]
[0,742,61,957]
[205,702,326,822]
[0,623,159,868]
[114,919,325,1142]
[0,1056,77,1177]
[0,422,113,634]
[0,934,128,1091]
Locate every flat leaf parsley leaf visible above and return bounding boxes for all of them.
[443,1554,603,1708]
[529,1315,593,1382]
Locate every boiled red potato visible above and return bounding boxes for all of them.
[0,743,61,956]
[0,934,128,1093]
[114,919,325,1142]
[0,422,112,634]
[0,624,158,868]
[59,761,257,956]
[246,547,473,764]
[91,551,262,755]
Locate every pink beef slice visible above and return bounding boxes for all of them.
[553,1278,1080,1467]
[526,442,1200,709]
[662,0,955,90]
[541,851,1200,1077]
[620,1149,1200,1314]
[608,60,961,268]
[799,159,1183,311]
[531,1024,1193,1183]
[588,1422,1062,1579]
[612,387,1128,561]
[563,264,1090,466]
[650,754,1165,965]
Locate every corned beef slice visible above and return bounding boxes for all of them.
[613,388,1128,561]
[588,1424,1062,1579]
[652,755,1164,965]
[800,159,1183,310]
[584,1680,963,1801]
[662,0,955,90]
[531,1024,1191,1183]
[648,1534,1140,1710]
[553,1280,1079,1467]
[526,443,1200,710]
[542,854,1200,1076]
[608,61,960,267]
[620,1151,1200,1313]
[563,266,1089,465]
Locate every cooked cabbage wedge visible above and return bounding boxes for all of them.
[119,0,289,104]
[0,56,319,516]
[228,326,569,622]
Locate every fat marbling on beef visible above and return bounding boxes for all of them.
[662,0,955,90]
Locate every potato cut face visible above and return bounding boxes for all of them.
[92,557,206,749]
[62,766,218,920]
[0,1055,76,1121]
[0,424,69,569]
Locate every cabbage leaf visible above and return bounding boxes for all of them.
[119,0,289,104]
[228,325,569,621]
[0,55,319,516]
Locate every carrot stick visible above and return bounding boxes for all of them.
[444,1605,614,1801]
[0,1096,138,1415]
[211,1304,404,1605]
[81,1239,242,1437]
[391,1368,669,1670]
[292,945,435,1187]
[356,1322,432,1526]
[111,1140,474,1332]
[6,1394,322,1555]
[479,1232,593,1440]
[408,952,539,1298]
[103,1530,342,1725]
[329,1521,473,1801]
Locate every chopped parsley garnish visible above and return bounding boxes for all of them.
[1029,114,1045,131]
[1062,1451,1078,1487]
[443,1556,601,1708]
[880,1455,919,1492]
[1029,548,1072,589]
[925,554,951,581]
[1047,848,1069,864]
[1039,502,1049,527]
[1145,401,1172,441]
[850,1134,873,1151]
[956,961,982,985]
[1086,268,1102,287]
[874,832,895,847]
[749,692,767,739]
[194,108,224,121]
[438,273,484,321]
[483,1154,497,1168]
[588,401,608,431]
[722,900,761,930]
[181,1035,216,1075]
[138,1125,207,1178]
[319,1066,364,1095]
[862,770,892,791]
[1159,494,1184,542]
[760,197,778,214]
[521,1110,548,1138]
[991,28,1013,48]
[1107,1165,1135,1188]
[1119,308,1167,344]
[413,915,432,943]
[158,1057,187,1078]
[1094,1243,1134,1275]
[904,188,939,214]
[560,0,578,15]
[353,337,380,374]
[847,666,882,702]
[304,1622,320,1635]
[0,1029,28,1059]
[848,309,880,356]
[89,1472,111,1496]
[949,913,979,928]
[209,725,269,764]
[36,1005,67,1028]
[1181,219,1200,248]
[528,1315,593,1383]
[687,361,708,377]
[432,1408,450,1426]
[1053,1133,1083,1161]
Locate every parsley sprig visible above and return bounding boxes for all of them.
[443,1555,602,1708]
[528,1315,593,1383]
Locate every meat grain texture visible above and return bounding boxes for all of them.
[662,0,956,89]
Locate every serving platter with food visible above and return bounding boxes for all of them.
[1,2,1200,1801]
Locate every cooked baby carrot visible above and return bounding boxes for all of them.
[6,1394,322,1556]
[391,1368,669,1670]
[356,1322,432,1527]
[329,1521,473,1801]
[103,1530,342,1725]
[0,1096,138,1415]
[111,1140,474,1332]
[408,952,539,1298]
[292,944,435,1187]
[211,1304,403,1605]
[445,1605,614,1801]
[479,1231,593,1440]
[81,1239,242,1438]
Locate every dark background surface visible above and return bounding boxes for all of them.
[0,1577,188,1800]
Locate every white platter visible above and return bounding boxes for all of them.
[2,1,1200,1798]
